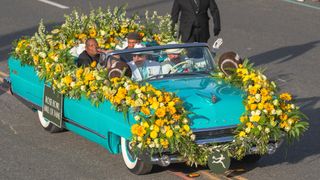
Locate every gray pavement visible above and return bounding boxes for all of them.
[1,0,320,179]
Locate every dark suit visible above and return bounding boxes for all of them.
[171,0,221,43]
[77,51,99,67]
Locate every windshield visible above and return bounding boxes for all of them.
[103,46,215,81]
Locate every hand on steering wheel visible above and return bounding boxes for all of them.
[169,61,191,74]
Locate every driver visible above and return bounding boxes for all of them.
[127,44,161,81]
[161,47,185,74]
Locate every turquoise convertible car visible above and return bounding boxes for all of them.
[6,43,281,174]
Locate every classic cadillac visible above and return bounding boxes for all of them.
[6,43,282,174]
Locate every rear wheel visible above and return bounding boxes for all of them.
[37,110,64,133]
[121,137,153,175]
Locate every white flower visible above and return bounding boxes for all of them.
[273,99,279,106]
[135,89,141,94]
[255,94,261,102]
[80,85,86,91]
[271,109,276,115]
[276,109,283,116]
[51,29,60,34]
[70,82,75,87]
[291,104,295,109]
[159,103,164,107]
[245,127,251,133]
[134,115,140,121]
[190,134,196,141]
[265,127,270,133]
[182,118,188,124]
[39,52,46,58]
[149,142,155,148]
[100,30,106,36]
[257,125,262,131]
[137,143,142,149]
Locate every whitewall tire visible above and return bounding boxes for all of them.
[121,137,152,175]
[37,110,63,133]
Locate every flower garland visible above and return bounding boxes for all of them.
[11,6,309,166]
[212,59,309,159]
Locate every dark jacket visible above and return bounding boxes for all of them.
[77,51,100,67]
[171,0,221,42]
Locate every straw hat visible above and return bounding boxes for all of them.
[218,51,243,76]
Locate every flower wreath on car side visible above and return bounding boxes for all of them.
[11,6,309,166]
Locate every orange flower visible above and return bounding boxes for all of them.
[280,93,292,101]
[141,106,150,115]
[155,107,166,118]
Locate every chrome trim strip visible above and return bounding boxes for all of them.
[192,125,237,133]
[12,92,107,139]
[195,136,234,144]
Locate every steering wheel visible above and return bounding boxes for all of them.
[169,61,191,74]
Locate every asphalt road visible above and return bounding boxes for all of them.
[0,0,320,179]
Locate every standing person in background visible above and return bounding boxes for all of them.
[171,0,221,43]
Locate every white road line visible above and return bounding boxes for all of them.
[38,0,69,9]
[282,0,320,10]
[277,78,287,83]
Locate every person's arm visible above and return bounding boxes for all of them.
[171,0,181,34]
[209,0,221,36]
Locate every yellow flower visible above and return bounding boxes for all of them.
[250,115,260,122]
[239,131,246,138]
[258,103,264,110]
[150,131,158,139]
[166,129,173,138]
[250,104,257,111]
[155,107,166,118]
[76,68,83,79]
[63,75,73,86]
[85,72,95,82]
[246,122,254,129]
[55,64,62,73]
[240,116,248,123]
[151,101,159,109]
[141,106,150,115]
[280,93,292,101]
[32,55,39,65]
[167,106,176,115]
[90,61,97,68]
[136,125,146,137]
[153,125,160,132]
[89,28,97,38]
[155,119,164,127]
[280,114,288,121]
[183,125,190,132]
[172,114,181,121]
[131,124,139,134]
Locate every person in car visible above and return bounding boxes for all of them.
[77,38,101,67]
[127,44,161,81]
[161,47,185,74]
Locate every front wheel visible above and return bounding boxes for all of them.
[121,137,153,175]
[37,110,64,133]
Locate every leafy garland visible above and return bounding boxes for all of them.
[212,59,309,159]
[11,6,309,166]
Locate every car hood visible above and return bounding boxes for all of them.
[149,75,245,129]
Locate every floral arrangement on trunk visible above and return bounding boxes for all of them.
[11,6,309,166]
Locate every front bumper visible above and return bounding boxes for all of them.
[142,126,284,166]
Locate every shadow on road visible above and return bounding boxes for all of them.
[249,40,320,66]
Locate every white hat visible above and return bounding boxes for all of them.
[165,41,182,54]
[132,43,150,55]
